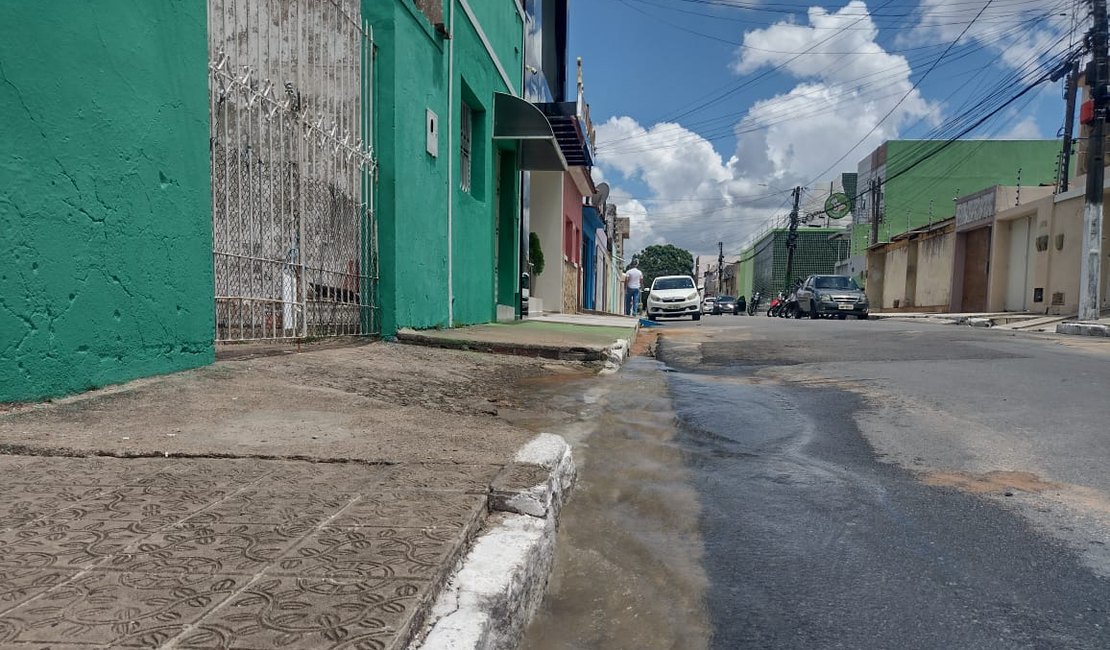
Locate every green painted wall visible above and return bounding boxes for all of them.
[0,1,213,403]
[738,251,755,300]
[468,1,525,94]
[851,140,1060,254]
[365,2,449,336]
[451,7,522,326]
[367,0,523,335]
[750,229,845,299]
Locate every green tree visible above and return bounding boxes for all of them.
[529,232,545,277]
[631,244,695,292]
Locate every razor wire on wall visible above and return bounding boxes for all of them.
[208,0,377,341]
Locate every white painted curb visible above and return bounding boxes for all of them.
[415,514,555,650]
[1056,322,1110,337]
[411,434,576,650]
[600,337,630,375]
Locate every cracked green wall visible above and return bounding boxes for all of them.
[366,1,523,335]
[0,1,213,402]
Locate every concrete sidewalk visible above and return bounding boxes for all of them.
[0,341,583,649]
[871,309,1110,337]
[396,313,638,364]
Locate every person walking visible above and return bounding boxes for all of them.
[624,261,643,316]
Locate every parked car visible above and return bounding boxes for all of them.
[647,275,702,321]
[701,296,717,315]
[712,296,739,315]
[794,274,870,319]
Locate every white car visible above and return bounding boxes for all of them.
[701,296,716,315]
[646,275,701,321]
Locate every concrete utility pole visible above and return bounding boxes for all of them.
[718,241,725,296]
[1060,61,1080,193]
[784,186,802,292]
[869,179,881,247]
[1081,0,1108,321]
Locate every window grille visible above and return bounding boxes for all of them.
[460,102,473,193]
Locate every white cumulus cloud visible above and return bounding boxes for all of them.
[595,1,940,258]
[904,0,1073,72]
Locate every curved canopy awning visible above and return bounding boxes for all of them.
[493,92,567,171]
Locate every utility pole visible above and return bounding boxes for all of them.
[1060,60,1080,193]
[783,186,802,292]
[1080,0,1108,321]
[717,241,724,296]
[869,179,881,246]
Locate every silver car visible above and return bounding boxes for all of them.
[794,275,869,319]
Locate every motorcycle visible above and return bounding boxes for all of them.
[747,291,762,316]
[767,292,785,317]
[781,280,804,319]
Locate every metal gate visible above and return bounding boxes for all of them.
[208,0,377,341]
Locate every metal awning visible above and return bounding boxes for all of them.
[492,92,567,171]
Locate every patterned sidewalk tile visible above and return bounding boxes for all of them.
[181,488,356,527]
[179,577,427,650]
[330,491,486,530]
[0,519,152,570]
[0,486,103,531]
[0,571,242,647]
[3,457,150,488]
[52,487,228,523]
[133,459,276,490]
[103,524,306,576]
[270,527,463,581]
[0,642,101,649]
[0,456,505,650]
[0,568,78,613]
[371,463,503,493]
[260,462,393,493]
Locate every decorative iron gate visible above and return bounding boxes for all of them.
[208,0,377,341]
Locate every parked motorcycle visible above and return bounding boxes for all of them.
[767,292,784,317]
[781,280,804,319]
[747,291,762,316]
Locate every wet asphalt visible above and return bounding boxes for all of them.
[662,316,1110,650]
[524,314,1110,650]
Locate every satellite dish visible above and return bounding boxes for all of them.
[592,182,610,210]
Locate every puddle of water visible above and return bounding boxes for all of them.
[521,358,712,650]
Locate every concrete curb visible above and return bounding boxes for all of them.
[1056,322,1110,337]
[599,337,631,375]
[411,433,577,650]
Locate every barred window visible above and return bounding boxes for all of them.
[460,103,473,193]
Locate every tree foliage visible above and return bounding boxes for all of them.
[529,232,545,277]
[631,244,694,291]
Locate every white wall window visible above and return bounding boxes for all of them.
[460,103,473,193]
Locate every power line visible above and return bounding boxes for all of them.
[801,0,999,188]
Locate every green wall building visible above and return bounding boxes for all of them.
[0,1,214,403]
[852,140,1062,255]
[366,1,526,335]
[739,228,849,302]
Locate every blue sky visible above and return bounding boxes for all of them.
[568,0,1078,258]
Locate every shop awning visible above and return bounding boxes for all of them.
[492,92,567,171]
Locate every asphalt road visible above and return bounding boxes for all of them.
[524,314,1110,650]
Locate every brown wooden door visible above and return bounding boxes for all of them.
[961,227,991,312]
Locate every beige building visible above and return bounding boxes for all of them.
[987,182,1110,315]
[952,185,1054,312]
[866,218,956,312]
